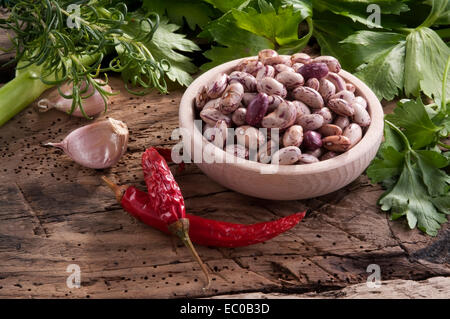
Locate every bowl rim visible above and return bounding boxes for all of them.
[179,56,384,176]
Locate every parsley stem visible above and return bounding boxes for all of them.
[441,55,450,114]
[384,120,412,152]
[437,141,450,149]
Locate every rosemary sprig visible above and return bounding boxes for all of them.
[0,0,169,118]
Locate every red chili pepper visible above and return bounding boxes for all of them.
[102,183,306,247]
[154,147,185,173]
[139,147,211,287]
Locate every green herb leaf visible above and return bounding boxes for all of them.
[202,0,249,13]
[143,0,215,30]
[404,27,450,102]
[313,0,409,29]
[379,158,447,236]
[281,0,312,19]
[232,2,303,45]
[366,146,404,183]
[122,15,200,87]
[416,151,450,196]
[200,12,273,70]
[385,98,441,149]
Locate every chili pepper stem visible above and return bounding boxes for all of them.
[168,218,211,289]
[101,176,128,203]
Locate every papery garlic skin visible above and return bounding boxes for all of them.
[47,118,129,169]
[37,79,112,117]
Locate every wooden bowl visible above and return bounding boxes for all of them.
[179,57,384,200]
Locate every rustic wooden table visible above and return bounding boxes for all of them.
[0,30,449,298]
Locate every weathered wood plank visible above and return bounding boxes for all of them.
[212,277,450,299]
[0,76,448,298]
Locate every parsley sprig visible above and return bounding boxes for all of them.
[367,56,450,236]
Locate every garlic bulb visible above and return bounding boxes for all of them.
[47,118,129,169]
[37,79,112,117]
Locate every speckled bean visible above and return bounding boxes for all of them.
[354,96,367,109]
[275,71,304,89]
[298,154,319,164]
[221,82,244,114]
[296,114,324,131]
[292,100,310,124]
[351,102,371,127]
[282,125,303,147]
[258,49,278,61]
[303,131,322,151]
[319,124,342,137]
[264,55,291,66]
[291,53,311,64]
[320,151,338,161]
[200,108,231,126]
[312,56,341,73]
[313,107,333,124]
[292,100,311,117]
[203,98,221,111]
[242,92,257,106]
[256,65,275,81]
[206,73,228,98]
[343,123,362,148]
[229,71,257,92]
[318,78,336,101]
[306,78,320,91]
[326,72,346,92]
[246,92,269,126]
[195,85,209,110]
[225,144,249,160]
[292,86,324,109]
[235,57,263,75]
[298,63,329,80]
[274,64,294,74]
[258,139,279,164]
[306,147,324,158]
[327,98,354,117]
[346,83,356,93]
[330,90,355,104]
[207,120,228,146]
[257,77,287,97]
[267,95,284,112]
[322,135,351,152]
[271,146,301,165]
[291,63,304,72]
[261,101,297,129]
[334,116,350,130]
[235,125,266,150]
[231,107,247,126]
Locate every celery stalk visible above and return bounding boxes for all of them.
[0,54,100,127]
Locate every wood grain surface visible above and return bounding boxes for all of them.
[0,75,449,299]
[0,27,448,298]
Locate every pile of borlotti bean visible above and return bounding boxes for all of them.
[195,49,371,165]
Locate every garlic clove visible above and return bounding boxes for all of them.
[47,118,129,169]
[37,79,112,117]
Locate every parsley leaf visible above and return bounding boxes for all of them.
[202,0,249,13]
[142,0,215,30]
[199,12,273,70]
[367,96,450,236]
[366,146,404,184]
[122,14,200,87]
[404,27,450,102]
[313,0,409,29]
[379,156,448,236]
[385,98,441,149]
[200,1,309,69]
[232,2,303,45]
